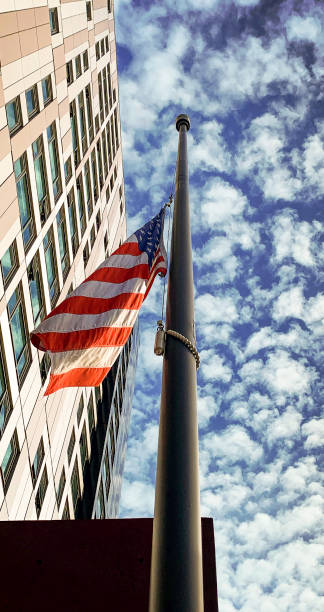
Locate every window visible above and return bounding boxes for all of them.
[102,448,110,496]
[64,156,72,184]
[40,352,51,385]
[105,35,109,53]
[28,252,45,326]
[62,499,70,519]
[95,42,100,61]
[70,101,80,168]
[0,347,12,440]
[96,211,101,233]
[85,85,94,142]
[1,241,18,288]
[80,423,88,470]
[75,54,81,78]
[35,465,48,517]
[14,154,35,250]
[90,225,96,249]
[106,123,112,167]
[78,91,88,156]
[67,427,75,464]
[83,50,89,72]
[95,113,99,134]
[114,108,119,149]
[107,63,112,109]
[56,205,70,280]
[100,39,105,57]
[25,85,39,120]
[1,429,19,492]
[42,75,53,106]
[84,161,93,218]
[76,176,86,236]
[98,72,104,123]
[107,0,112,13]
[8,284,31,385]
[32,136,50,224]
[77,395,84,426]
[109,418,115,467]
[6,97,22,135]
[101,132,108,178]
[96,141,103,189]
[96,479,104,518]
[86,1,92,21]
[71,458,81,511]
[87,394,95,434]
[91,150,98,202]
[31,438,45,484]
[83,242,89,268]
[102,67,108,116]
[47,122,62,200]
[66,60,73,86]
[43,227,59,307]
[104,231,108,256]
[57,467,66,508]
[49,7,59,35]
[67,188,79,257]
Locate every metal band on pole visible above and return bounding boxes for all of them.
[149,115,204,612]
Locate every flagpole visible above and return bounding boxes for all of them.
[149,115,204,611]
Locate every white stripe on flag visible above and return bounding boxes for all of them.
[38,308,139,334]
[72,277,146,300]
[50,345,122,375]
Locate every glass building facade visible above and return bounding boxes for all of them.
[0,0,136,521]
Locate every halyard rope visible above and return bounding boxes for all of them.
[166,329,200,369]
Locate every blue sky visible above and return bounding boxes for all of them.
[116,1,324,609]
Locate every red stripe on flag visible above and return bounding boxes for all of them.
[44,367,110,395]
[47,292,144,318]
[86,263,149,284]
[32,326,133,353]
[112,241,142,256]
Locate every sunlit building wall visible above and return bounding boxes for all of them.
[0,0,137,521]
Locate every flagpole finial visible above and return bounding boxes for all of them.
[176,113,190,131]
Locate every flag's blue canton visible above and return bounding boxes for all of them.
[135,209,164,269]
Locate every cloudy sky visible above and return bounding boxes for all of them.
[115,0,324,610]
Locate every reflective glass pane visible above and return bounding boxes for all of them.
[17,176,31,227]
[6,102,18,131]
[45,246,55,288]
[26,89,36,115]
[49,140,58,182]
[11,304,26,362]
[34,157,46,202]
[1,440,13,474]
[30,272,43,324]
[1,246,15,280]
[0,358,5,399]
[57,224,66,261]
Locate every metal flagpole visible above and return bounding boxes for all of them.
[149,114,204,611]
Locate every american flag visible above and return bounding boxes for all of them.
[31,208,167,395]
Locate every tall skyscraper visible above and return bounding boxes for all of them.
[0,0,138,521]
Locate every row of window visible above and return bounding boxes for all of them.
[86,1,113,22]
[6,76,53,136]
[57,391,98,518]
[96,36,110,62]
[66,50,89,87]
[13,122,61,255]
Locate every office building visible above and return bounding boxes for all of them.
[0,0,138,521]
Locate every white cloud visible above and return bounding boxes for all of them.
[200,350,232,383]
[273,286,304,320]
[302,418,324,449]
[286,15,322,44]
[200,178,248,226]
